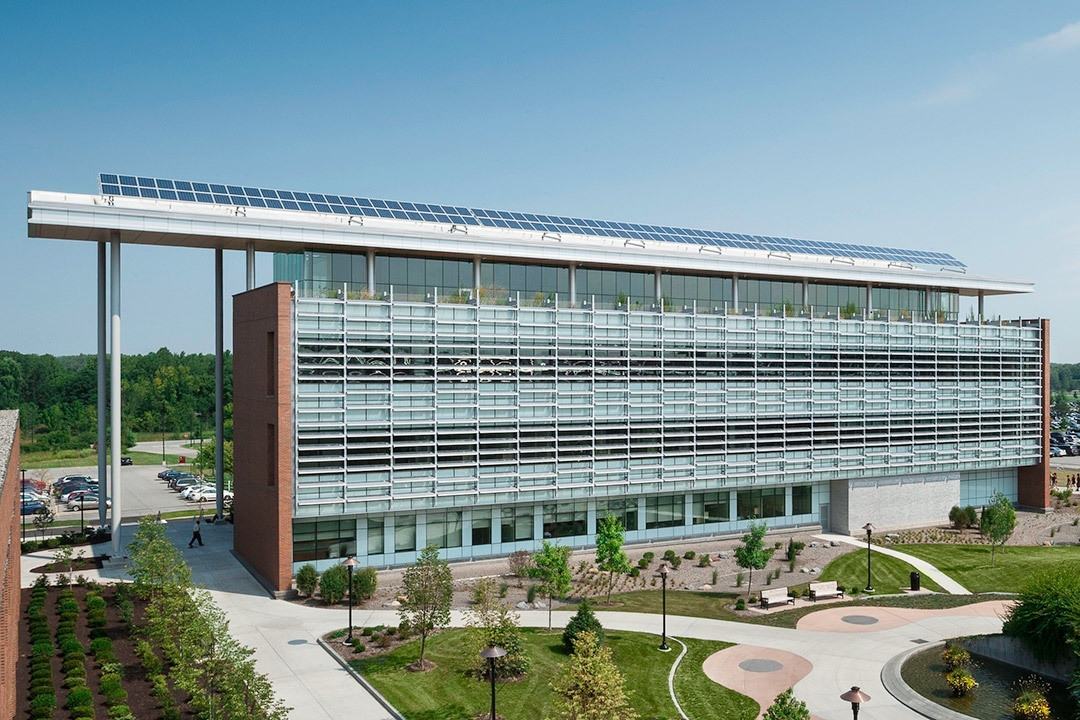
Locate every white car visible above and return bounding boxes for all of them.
[180,484,214,500]
[189,488,233,503]
[1050,446,1065,457]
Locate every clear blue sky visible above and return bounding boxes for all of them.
[2,2,1078,359]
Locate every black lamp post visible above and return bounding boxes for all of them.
[840,685,871,720]
[479,645,507,720]
[862,523,875,593]
[658,563,670,651]
[343,556,361,642]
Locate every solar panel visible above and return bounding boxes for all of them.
[98,173,966,269]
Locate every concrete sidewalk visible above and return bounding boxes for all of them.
[814,533,971,595]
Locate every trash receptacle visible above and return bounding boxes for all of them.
[910,571,920,591]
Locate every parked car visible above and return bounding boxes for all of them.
[55,474,94,487]
[20,501,47,515]
[180,484,213,500]
[170,475,200,490]
[158,469,185,480]
[66,495,111,512]
[167,473,197,489]
[60,487,95,503]
[190,488,233,503]
[1051,446,1065,457]
[120,456,133,466]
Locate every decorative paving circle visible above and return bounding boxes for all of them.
[841,614,880,625]
[738,658,784,673]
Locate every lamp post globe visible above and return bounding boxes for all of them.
[862,523,875,593]
[342,556,361,643]
[657,563,670,651]
[840,685,871,720]
[480,645,507,720]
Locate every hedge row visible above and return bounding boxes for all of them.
[26,581,55,719]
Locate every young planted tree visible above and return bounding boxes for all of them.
[763,689,810,720]
[980,490,1018,567]
[734,520,775,597]
[32,504,54,542]
[399,544,453,670]
[595,513,631,605]
[127,514,192,599]
[466,578,530,679]
[549,630,638,720]
[534,540,573,630]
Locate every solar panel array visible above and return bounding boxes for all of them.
[99,174,966,269]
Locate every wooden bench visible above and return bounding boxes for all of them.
[809,581,844,601]
[760,588,795,608]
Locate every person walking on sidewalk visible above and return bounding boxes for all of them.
[188,517,203,548]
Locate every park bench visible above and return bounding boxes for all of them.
[760,588,795,608]
[808,581,844,601]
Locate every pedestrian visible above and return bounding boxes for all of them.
[188,517,203,548]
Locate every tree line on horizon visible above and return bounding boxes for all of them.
[0,348,232,452]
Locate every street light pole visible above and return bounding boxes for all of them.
[479,646,507,720]
[343,556,361,642]
[658,563,670,651]
[862,523,875,593]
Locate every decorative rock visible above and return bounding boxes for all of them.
[516,601,531,610]
[799,567,808,574]
[811,567,820,574]
[685,585,697,591]
[383,600,401,608]
[396,595,408,603]
[701,584,712,591]
[830,540,839,547]
[717,552,729,559]
[809,541,819,548]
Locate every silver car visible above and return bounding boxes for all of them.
[66,495,112,512]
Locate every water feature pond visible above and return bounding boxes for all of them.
[901,646,1076,720]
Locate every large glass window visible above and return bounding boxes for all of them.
[661,273,732,312]
[295,250,368,297]
[376,255,473,302]
[480,262,569,306]
[292,518,357,562]
[427,510,463,549]
[472,510,492,546]
[806,282,867,316]
[543,502,587,538]
[501,506,534,543]
[792,485,812,516]
[577,268,654,309]
[394,515,416,552]
[737,487,786,520]
[596,498,638,533]
[692,491,730,525]
[738,278,803,312]
[645,495,683,529]
[367,517,385,555]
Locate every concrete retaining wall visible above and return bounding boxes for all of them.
[959,635,1077,684]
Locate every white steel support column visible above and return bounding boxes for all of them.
[109,234,122,555]
[245,242,255,291]
[867,284,873,314]
[978,292,984,322]
[473,257,481,296]
[97,243,107,530]
[654,269,662,304]
[366,250,376,294]
[802,278,809,307]
[215,249,225,520]
[732,275,739,311]
[569,263,577,306]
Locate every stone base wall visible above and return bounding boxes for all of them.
[830,471,960,535]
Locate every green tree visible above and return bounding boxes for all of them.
[352,566,378,601]
[399,544,453,670]
[319,564,348,604]
[763,689,810,720]
[466,577,530,679]
[548,630,638,720]
[0,356,24,409]
[534,540,573,630]
[295,564,318,597]
[734,520,775,597]
[195,439,234,477]
[32,504,55,542]
[980,490,1017,567]
[595,514,630,605]
[127,515,192,599]
[562,599,604,653]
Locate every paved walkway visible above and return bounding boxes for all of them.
[22,525,1004,720]
[814,533,971,595]
[702,645,812,719]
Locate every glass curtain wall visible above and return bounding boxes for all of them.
[662,274,733,312]
[577,268,654,309]
[480,262,569,306]
[376,255,473,302]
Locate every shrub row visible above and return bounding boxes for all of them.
[295,562,379,604]
[137,637,180,719]
[27,582,56,719]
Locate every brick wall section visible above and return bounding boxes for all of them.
[1017,318,1051,510]
[233,284,294,593]
[0,410,20,720]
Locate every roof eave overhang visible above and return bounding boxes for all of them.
[27,190,1033,296]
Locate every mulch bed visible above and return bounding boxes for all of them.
[29,556,107,574]
[17,583,197,719]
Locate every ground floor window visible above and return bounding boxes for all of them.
[737,487,785,520]
[472,510,492,545]
[645,495,683,529]
[427,510,463,549]
[596,498,638,532]
[792,485,812,515]
[543,502,587,538]
[692,491,729,524]
[395,515,416,552]
[501,506,534,543]
[293,518,356,562]
[367,517,385,555]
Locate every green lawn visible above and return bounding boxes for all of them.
[601,590,741,622]
[817,549,943,595]
[746,592,998,629]
[354,627,754,720]
[20,448,181,469]
[898,544,1080,593]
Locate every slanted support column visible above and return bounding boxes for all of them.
[215,249,225,520]
[366,250,376,294]
[97,242,107,529]
[978,292,984,323]
[569,263,577,306]
[654,269,662,305]
[109,233,122,555]
[245,242,255,291]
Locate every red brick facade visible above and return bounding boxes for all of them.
[1017,318,1051,510]
[233,284,294,594]
[1,412,21,720]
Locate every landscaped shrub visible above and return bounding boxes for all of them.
[90,636,116,663]
[736,572,744,587]
[787,540,805,560]
[642,551,654,561]
[629,567,640,577]
[63,673,87,688]
[669,557,682,569]
[351,639,366,653]
[71,708,95,720]
[698,554,711,567]
[296,563,319,596]
[101,679,128,705]
[1002,563,1080,661]
[29,693,56,719]
[711,570,719,585]
[526,584,538,604]
[735,598,746,610]
[135,639,163,676]
[663,549,677,562]
[508,549,534,578]
[107,704,134,719]
[562,600,604,653]
[949,505,966,530]
[1013,677,1052,720]
[942,646,970,670]
[683,550,696,559]
[66,686,93,709]
[637,557,649,569]
[376,633,393,648]
[319,563,348,604]
[946,668,976,696]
